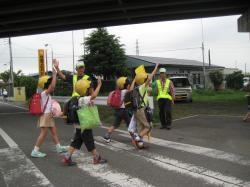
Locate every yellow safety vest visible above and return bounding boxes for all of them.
[72,74,90,97]
[156,79,172,101]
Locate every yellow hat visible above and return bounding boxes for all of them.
[135,65,146,75]
[38,76,51,89]
[75,79,91,96]
[135,72,148,85]
[116,77,127,89]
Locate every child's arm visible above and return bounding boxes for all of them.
[90,77,102,100]
[129,78,136,91]
[45,59,57,94]
[145,63,159,86]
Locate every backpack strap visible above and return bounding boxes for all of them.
[42,96,50,113]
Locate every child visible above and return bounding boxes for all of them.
[129,63,159,149]
[31,60,68,158]
[103,77,131,143]
[62,77,107,165]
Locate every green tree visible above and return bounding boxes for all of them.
[82,28,129,80]
[0,70,37,98]
[225,71,244,90]
[209,70,223,90]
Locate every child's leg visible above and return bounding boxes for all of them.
[35,127,48,148]
[31,127,48,157]
[104,109,122,141]
[50,127,68,153]
[49,127,60,144]
[83,129,107,164]
[243,112,250,121]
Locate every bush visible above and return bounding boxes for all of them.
[16,76,37,98]
[225,71,244,90]
[209,70,223,90]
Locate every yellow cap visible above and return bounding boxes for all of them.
[38,76,50,89]
[75,79,91,96]
[116,77,127,89]
[135,72,148,85]
[135,65,146,75]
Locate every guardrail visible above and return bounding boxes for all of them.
[53,96,154,109]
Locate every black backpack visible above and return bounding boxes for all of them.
[124,87,146,110]
[64,96,79,124]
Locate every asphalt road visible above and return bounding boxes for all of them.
[0,101,250,187]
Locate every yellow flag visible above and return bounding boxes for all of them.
[135,65,146,75]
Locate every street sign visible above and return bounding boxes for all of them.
[38,49,45,77]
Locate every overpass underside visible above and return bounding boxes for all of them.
[0,0,249,38]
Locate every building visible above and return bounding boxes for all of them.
[127,55,226,89]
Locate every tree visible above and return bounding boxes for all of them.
[0,70,37,98]
[225,71,244,90]
[82,28,129,80]
[209,70,223,90]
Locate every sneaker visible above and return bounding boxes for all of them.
[56,146,69,153]
[93,155,107,165]
[31,150,47,158]
[103,134,111,143]
[62,155,77,166]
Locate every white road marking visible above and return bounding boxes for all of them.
[0,101,28,111]
[101,126,250,166]
[173,115,199,121]
[73,151,155,187]
[119,133,250,166]
[0,128,53,187]
[199,114,244,118]
[0,128,18,148]
[95,136,250,187]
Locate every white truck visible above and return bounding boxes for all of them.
[169,76,192,102]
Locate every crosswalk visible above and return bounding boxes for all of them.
[0,125,250,187]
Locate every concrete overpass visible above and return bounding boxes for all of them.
[0,0,249,38]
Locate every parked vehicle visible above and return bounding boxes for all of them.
[169,76,192,102]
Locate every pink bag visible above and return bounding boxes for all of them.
[51,99,63,117]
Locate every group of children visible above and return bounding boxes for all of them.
[31,59,159,166]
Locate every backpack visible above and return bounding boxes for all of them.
[29,93,49,115]
[107,89,122,108]
[64,97,79,124]
[124,87,147,110]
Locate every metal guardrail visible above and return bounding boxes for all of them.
[53,96,154,109]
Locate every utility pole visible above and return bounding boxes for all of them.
[136,39,139,56]
[8,37,14,97]
[245,63,247,76]
[83,30,86,56]
[201,19,206,89]
[72,31,75,73]
[45,49,48,75]
[208,49,211,67]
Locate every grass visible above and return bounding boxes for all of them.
[98,89,247,126]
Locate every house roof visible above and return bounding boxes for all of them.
[127,55,224,69]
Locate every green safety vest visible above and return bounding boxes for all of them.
[156,79,172,101]
[72,74,90,97]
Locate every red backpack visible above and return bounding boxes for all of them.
[107,89,122,108]
[29,93,49,115]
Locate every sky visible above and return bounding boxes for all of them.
[0,15,250,75]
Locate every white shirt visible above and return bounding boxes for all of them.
[120,89,127,108]
[41,91,52,114]
[78,96,92,108]
[3,90,7,96]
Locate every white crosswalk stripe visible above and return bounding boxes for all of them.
[73,151,155,187]
[95,136,250,187]
[0,128,53,187]
[101,126,250,166]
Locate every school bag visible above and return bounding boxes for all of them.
[107,89,122,108]
[77,105,101,131]
[124,87,146,110]
[64,96,79,124]
[29,93,49,115]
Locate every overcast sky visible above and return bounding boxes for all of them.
[0,15,249,75]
